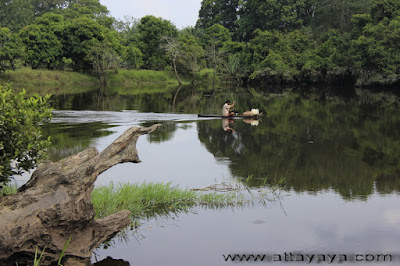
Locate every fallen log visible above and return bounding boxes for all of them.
[0,124,162,265]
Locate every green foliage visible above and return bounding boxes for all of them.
[1,0,400,87]
[0,0,34,31]
[0,68,99,94]
[61,0,113,27]
[348,2,400,84]
[204,24,231,48]
[63,17,119,71]
[178,32,205,76]
[260,50,288,71]
[0,183,16,196]
[196,0,239,32]
[221,53,246,81]
[0,27,25,71]
[19,14,65,69]
[31,0,70,16]
[370,0,400,22]
[136,15,178,70]
[250,30,298,74]
[0,83,52,182]
[123,45,143,69]
[310,0,373,34]
[235,0,311,40]
[92,182,245,219]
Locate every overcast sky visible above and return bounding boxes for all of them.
[99,0,203,29]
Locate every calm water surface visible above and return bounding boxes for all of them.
[29,88,400,265]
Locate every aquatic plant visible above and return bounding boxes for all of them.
[91,178,283,220]
[91,181,248,219]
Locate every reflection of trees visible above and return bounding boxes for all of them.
[50,88,177,111]
[142,122,178,143]
[41,122,114,161]
[197,97,400,200]
[49,87,400,200]
[49,86,275,114]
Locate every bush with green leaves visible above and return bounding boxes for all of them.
[0,84,52,182]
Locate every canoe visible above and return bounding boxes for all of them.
[198,113,263,119]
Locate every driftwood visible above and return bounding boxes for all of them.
[0,124,161,265]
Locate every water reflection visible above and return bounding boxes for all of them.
[222,118,235,132]
[41,122,115,161]
[45,89,400,201]
[197,96,400,200]
[33,87,400,265]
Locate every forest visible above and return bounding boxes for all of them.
[0,0,400,89]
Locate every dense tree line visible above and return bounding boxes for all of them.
[1,0,400,88]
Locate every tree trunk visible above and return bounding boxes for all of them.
[0,124,162,265]
[172,57,182,85]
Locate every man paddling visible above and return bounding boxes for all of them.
[222,100,236,117]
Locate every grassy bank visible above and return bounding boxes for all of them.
[0,68,189,96]
[0,68,99,95]
[0,68,226,96]
[107,69,181,95]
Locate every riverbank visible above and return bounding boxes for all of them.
[0,68,218,96]
[0,68,98,95]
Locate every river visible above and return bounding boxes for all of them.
[18,86,400,265]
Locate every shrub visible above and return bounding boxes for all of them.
[0,83,52,182]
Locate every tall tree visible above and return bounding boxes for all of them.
[203,24,231,86]
[89,40,121,94]
[178,31,205,82]
[122,44,143,69]
[62,0,113,27]
[310,0,373,34]
[63,17,113,70]
[0,27,25,71]
[19,14,65,69]
[31,0,70,15]
[196,0,239,32]
[236,0,311,41]
[0,0,34,31]
[370,0,400,22]
[162,36,183,85]
[349,8,400,79]
[136,15,178,70]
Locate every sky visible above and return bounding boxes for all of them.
[99,0,203,29]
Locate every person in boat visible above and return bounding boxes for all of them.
[222,100,236,117]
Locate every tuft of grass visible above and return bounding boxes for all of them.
[32,236,71,266]
[33,246,46,266]
[91,182,247,219]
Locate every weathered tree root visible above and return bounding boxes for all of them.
[0,124,162,265]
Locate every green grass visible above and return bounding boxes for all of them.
[0,183,17,196]
[91,182,246,219]
[0,68,223,97]
[0,68,98,95]
[108,69,181,95]
[2,179,279,220]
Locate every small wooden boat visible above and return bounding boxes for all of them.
[198,113,263,119]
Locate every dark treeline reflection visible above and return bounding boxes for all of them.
[197,94,400,200]
[41,122,115,161]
